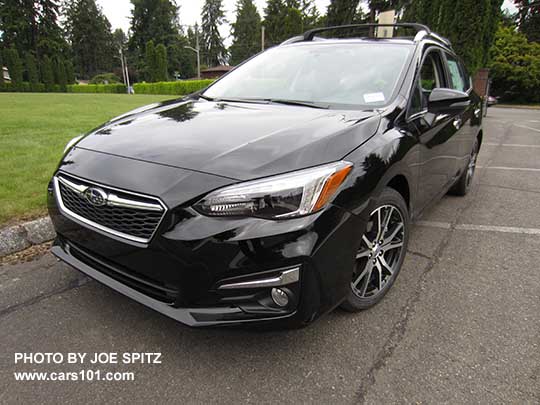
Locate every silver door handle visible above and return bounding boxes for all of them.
[453,118,462,130]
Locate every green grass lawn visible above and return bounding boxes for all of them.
[0,92,171,226]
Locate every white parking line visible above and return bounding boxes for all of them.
[476,166,540,172]
[416,221,540,235]
[484,142,540,148]
[514,124,540,133]
[415,220,451,229]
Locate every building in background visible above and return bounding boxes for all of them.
[2,66,11,82]
[200,65,233,79]
[376,10,397,38]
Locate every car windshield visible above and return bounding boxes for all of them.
[203,43,413,109]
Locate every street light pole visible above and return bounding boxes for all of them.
[184,29,201,80]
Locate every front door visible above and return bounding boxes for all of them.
[408,48,461,211]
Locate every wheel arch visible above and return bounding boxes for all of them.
[477,129,483,150]
[386,175,411,213]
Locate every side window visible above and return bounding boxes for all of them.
[446,54,470,92]
[409,82,423,116]
[409,50,445,115]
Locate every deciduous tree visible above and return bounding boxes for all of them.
[489,25,540,102]
[514,0,540,42]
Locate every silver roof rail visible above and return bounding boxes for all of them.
[429,32,452,47]
[414,30,429,42]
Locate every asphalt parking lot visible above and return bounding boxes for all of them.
[1,107,539,404]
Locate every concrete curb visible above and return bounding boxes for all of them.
[0,217,56,257]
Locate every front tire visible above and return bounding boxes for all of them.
[341,188,410,312]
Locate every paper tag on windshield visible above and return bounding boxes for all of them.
[363,92,385,103]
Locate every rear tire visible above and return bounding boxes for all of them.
[341,187,410,312]
[449,138,479,196]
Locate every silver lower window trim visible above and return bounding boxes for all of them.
[53,174,167,246]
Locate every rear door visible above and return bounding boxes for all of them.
[443,53,478,176]
[407,47,461,211]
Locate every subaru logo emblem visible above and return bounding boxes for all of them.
[84,187,108,207]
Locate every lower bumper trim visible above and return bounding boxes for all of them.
[51,242,296,327]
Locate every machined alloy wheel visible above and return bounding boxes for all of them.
[341,188,409,312]
[352,205,405,298]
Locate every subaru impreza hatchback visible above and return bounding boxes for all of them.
[49,24,482,328]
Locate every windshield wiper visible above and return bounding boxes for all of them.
[199,95,271,105]
[265,99,330,109]
[198,95,329,109]
[198,94,216,101]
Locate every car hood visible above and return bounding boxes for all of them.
[76,99,381,180]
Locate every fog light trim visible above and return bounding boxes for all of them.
[217,267,299,290]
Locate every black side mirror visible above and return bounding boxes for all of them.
[428,88,470,115]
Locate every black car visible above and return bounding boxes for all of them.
[48,24,482,328]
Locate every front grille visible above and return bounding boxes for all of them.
[55,174,166,244]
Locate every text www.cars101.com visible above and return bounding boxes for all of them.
[14,370,135,382]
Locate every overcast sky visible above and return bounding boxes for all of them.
[96,0,518,46]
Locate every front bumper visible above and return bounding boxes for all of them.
[48,157,367,327]
[51,239,301,326]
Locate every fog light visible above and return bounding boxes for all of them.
[271,288,289,307]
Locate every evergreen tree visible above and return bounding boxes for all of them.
[402,0,503,73]
[325,0,360,26]
[113,28,128,52]
[300,0,321,31]
[201,0,227,66]
[0,0,39,54]
[65,60,76,84]
[283,1,304,38]
[53,56,67,90]
[0,51,4,85]
[4,47,24,86]
[230,0,262,65]
[41,55,55,90]
[264,0,304,46]
[145,40,157,81]
[36,0,67,57]
[64,0,116,79]
[25,52,40,85]
[155,43,168,81]
[128,0,180,73]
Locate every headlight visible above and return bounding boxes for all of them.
[63,135,83,153]
[194,161,353,219]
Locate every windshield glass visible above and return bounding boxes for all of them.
[204,43,413,109]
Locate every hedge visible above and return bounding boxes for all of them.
[0,79,214,95]
[133,80,214,95]
[67,84,127,93]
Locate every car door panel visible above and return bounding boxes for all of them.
[407,48,460,212]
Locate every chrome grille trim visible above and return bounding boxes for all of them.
[53,173,168,246]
